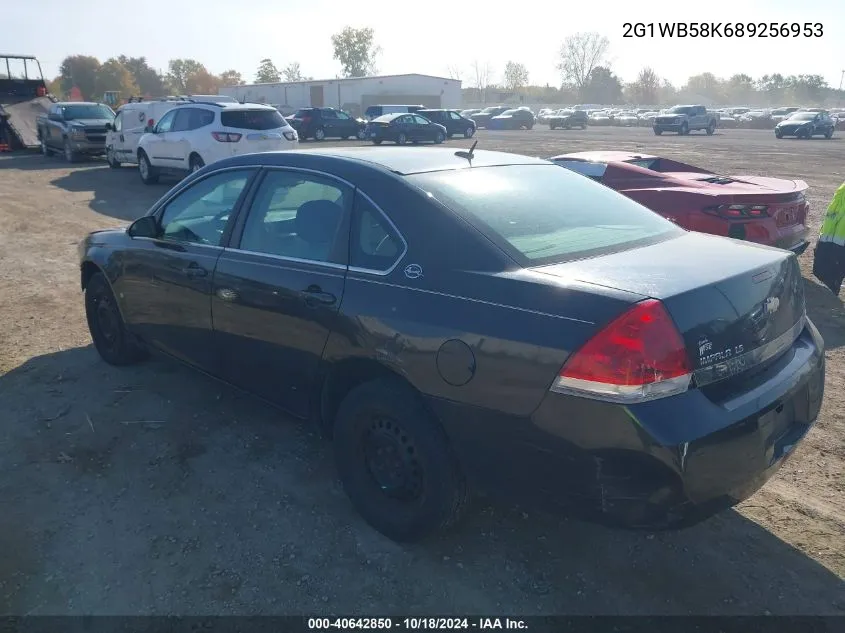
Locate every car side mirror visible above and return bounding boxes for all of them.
[127,215,159,239]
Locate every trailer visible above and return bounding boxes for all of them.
[0,54,55,150]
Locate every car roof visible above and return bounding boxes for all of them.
[551,151,658,163]
[220,147,549,176]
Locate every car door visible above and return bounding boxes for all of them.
[108,109,124,158]
[117,168,258,372]
[412,114,433,141]
[319,108,338,137]
[448,110,465,135]
[211,167,352,416]
[120,106,148,164]
[143,108,178,167]
[167,108,194,168]
[394,114,413,141]
[335,110,357,137]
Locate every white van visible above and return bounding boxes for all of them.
[105,98,184,168]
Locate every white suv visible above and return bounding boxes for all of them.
[136,102,298,184]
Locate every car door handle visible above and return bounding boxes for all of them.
[303,285,336,306]
[183,263,208,278]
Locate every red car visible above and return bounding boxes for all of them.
[550,151,810,254]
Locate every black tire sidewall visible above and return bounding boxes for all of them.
[85,273,139,366]
[333,378,465,542]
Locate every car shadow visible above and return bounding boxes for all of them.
[0,151,107,171]
[804,277,845,349]
[2,344,843,615]
[49,163,169,222]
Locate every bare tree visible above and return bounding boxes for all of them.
[446,64,465,82]
[471,60,494,102]
[557,32,610,93]
[503,61,529,94]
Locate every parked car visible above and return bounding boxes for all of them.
[37,101,115,162]
[365,113,447,145]
[288,107,366,141]
[774,111,835,139]
[653,105,718,135]
[770,107,800,123]
[536,108,556,124]
[470,106,509,129]
[136,102,298,184]
[551,151,810,253]
[78,146,825,542]
[105,98,185,169]
[548,109,589,130]
[460,108,482,118]
[416,109,476,138]
[364,104,425,120]
[615,111,639,127]
[487,108,535,130]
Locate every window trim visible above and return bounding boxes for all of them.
[348,190,409,277]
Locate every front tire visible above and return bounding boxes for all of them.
[464,127,475,138]
[679,122,689,135]
[314,127,326,141]
[138,151,159,184]
[372,139,383,145]
[653,128,663,135]
[85,272,147,366]
[63,139,78,163]
[706,122,715,135]
[333,377,468,542]
[434,130,445,144]
[825,128,834,139]
[106,147,121,168]
[775,129,783,139]
[396,132,407,145]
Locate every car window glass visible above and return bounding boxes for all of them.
[351,194,403,271]
[171,108,192,132]
[321,109,337,119]
[336,111,350,120]
[239,170,349,264]
[449,111,462,120]
[155,110,176,133]
[413,115,429,125]
[158,170,253,246]
[553,160,608,179]
[113,112,123,132]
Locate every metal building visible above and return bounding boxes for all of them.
[219,73,462,117]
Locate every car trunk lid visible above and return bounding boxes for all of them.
[532,232,805,380]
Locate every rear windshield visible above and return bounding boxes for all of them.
[407,165,681,266]
[221,109,285,130]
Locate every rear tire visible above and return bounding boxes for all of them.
[138,151,159,185]
[464,126,474,138]
[189,154,205,173]
[549,123,557,130]
[333,377,468,542]
[372,139,383,145]
[396,132,407,145]
[680,122,689,135]
[825,128,834,139]
[314,127,326,141]
[706,122,715,135]
[357,128,367,140]
[85,272,147,366]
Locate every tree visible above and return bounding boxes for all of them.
[626,67,660,104]
[581,66,623,104]
[218,69,243,87]
[557,32,610,93]
[756,73,786,105]
[59,55,101,101]
[446,64,464,81]
[94,58,139,100]
[471,60,494,102]
[46,76,63,98]
[117,56,166,96]
[725,73,755,104]
[684,72,725,103]
[331,26,380,77]
[186,69,221,94]
[503,61,529,93]
[787,74,827,105]
[282,62,306,82]
[255,58,281,83]
[166,59,208,93]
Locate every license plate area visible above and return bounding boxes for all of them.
[776,206,799,227]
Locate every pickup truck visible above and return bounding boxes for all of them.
[653,104,717,135]
[36,101,115,161]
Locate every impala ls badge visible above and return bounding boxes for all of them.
[764,296,780,314]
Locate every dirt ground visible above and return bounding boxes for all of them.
[0,127,843,616]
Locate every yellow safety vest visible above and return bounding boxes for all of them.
[819,182,845,246]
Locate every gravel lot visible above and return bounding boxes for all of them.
[1,126,843,616]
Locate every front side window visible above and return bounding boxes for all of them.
[449,111,462,120]
[155,110,177,133]
[408,165,682,266]
[413,115,429,125]
[336,111,350,120]
[239,170,350,264]
[158,169,253,246]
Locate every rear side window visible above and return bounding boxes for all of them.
[221,109,285,130]
[408,165,681,266]
[350,194,404,272]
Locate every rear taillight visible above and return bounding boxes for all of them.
[551,299,693,403]
[703,204,769,219]
[212,132,242,142]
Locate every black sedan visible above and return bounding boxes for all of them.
[365,113,447,145]
[487,108,535,130]
[470,105,509,129]
[416,109,477,138]
[79,147,825,542]
[775,111,835,139]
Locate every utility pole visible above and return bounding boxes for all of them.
[839,70,844,106]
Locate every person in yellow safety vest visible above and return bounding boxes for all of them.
[813,181,845,295]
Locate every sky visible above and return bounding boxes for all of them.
[5,0,844,90]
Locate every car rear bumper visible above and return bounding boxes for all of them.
[430,318,824,529]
